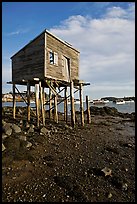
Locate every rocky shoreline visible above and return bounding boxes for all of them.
[2,106,135,202]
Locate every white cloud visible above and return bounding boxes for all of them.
[49,4,135,98]
[105,3,135,19]
[4,28,30,36]
[105,6,127,18]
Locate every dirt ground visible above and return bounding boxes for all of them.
[2,107,135,202]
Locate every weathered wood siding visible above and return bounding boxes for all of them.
[12,33,45,82]
[45,32,79,81]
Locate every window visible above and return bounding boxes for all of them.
[49,51,54,64]
[49,50,58,66]
[54,52,58,66]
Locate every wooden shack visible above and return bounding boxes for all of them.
[11,29,79,83]
[9,29,90,127]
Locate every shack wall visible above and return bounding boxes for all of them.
[45,32,79,82]
[12,33,45,82]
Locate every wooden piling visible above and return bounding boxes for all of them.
[86,95,91,124]
[39,81,45,126]
[54,87,58,123]
[70,80,75,127]
[64,86,68,123]
[27,82,30,122]
[49,82,53,119]
[13,83,16,119]
[35,83,39,127]
[43,87,46,120]
[79,83,84,126]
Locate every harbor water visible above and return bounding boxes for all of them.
[2,101,135,114]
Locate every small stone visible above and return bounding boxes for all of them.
[26,123,30,128]
[41,127,50,135]
[122,183,128,191]
[107,192,112,198]
[26,141,32,148]
[101,167,112,177]
[19,136,27,141]
[20,120,23,125]
[127,143,132,147]
[2,120,6,126]
[2,143,6,152]
[43,194,46,198]
[65,124,73,130]
[28,126,34,133]
[2,134,8,140]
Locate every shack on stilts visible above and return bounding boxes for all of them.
[8,29,91,127]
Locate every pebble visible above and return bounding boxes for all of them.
[43,194,46,198]
[26,141,32,148]
[101,167,112,177]
[122,183,128,191]
[107,192,112,198]
[2,143,6,151]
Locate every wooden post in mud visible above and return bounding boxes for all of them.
[70,80,75,127]
[79,83,84,126]
[49,82,53,119]
[35,83,40,127]
[27,82,30,122]
[54,87,58,123]
[64,86,68,123]
[43,87,46,121]
[86,95,91,124]
[39,81,45,126]
[13,83,16,119]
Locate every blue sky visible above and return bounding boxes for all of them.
[2,2,135,99]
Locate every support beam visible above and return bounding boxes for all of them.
[70,80,75,127]
[39,81,45,126]
[35,83,39,127]
[13,83,16,119]
[86,95,91,124]
[54,87,58,123]
[27,82,30,122]
[49,82,53,119]
[79,83,84,126]
[64,86,68,123]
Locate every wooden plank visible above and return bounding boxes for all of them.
[39,81,45,126]
[13,83,16,119]
[70,80,75,127]
[79,83,84,126]
[64,86,68,123]
[35,83,40,127]
[86,95,91,124]
[27,82,30,122]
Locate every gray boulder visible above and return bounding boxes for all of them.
[3,123,12,136]
[12,124,22,133]
[28,125,34,133]
[41,127,50,135]
[2,134,8,140]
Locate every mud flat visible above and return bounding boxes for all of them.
[2,106,135,202]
